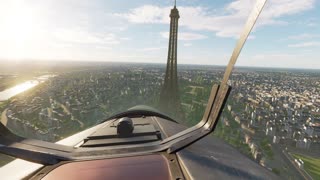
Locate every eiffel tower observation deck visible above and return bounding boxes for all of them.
[159,1,184,120]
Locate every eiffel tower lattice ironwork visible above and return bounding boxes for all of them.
[159,3,183,118]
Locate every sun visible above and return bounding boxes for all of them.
[0,1,40,59]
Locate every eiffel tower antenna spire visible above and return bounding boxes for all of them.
[174,0,176,7]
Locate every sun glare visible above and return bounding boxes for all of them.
[0,1,40,59]
[0,81,38,101]
[11,81,38,94]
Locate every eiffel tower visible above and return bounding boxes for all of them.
[159,1,183,119]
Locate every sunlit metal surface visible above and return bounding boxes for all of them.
[221,0,267,86]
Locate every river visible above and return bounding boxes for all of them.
[0,75,55,101]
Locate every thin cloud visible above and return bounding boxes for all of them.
[53,28,120,45]
[116,0,315,38]
[243,52,319,69]
[288,41,320,48]
[288,33,320,40]
[139,47,166,52]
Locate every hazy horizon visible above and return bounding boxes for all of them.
[1,59,320,71]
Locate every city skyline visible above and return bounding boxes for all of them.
[1,62,319,179]
[0,0,319,69]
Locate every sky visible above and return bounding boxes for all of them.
[0,0,319,69]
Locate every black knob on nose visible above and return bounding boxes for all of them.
[117,117,134,137]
